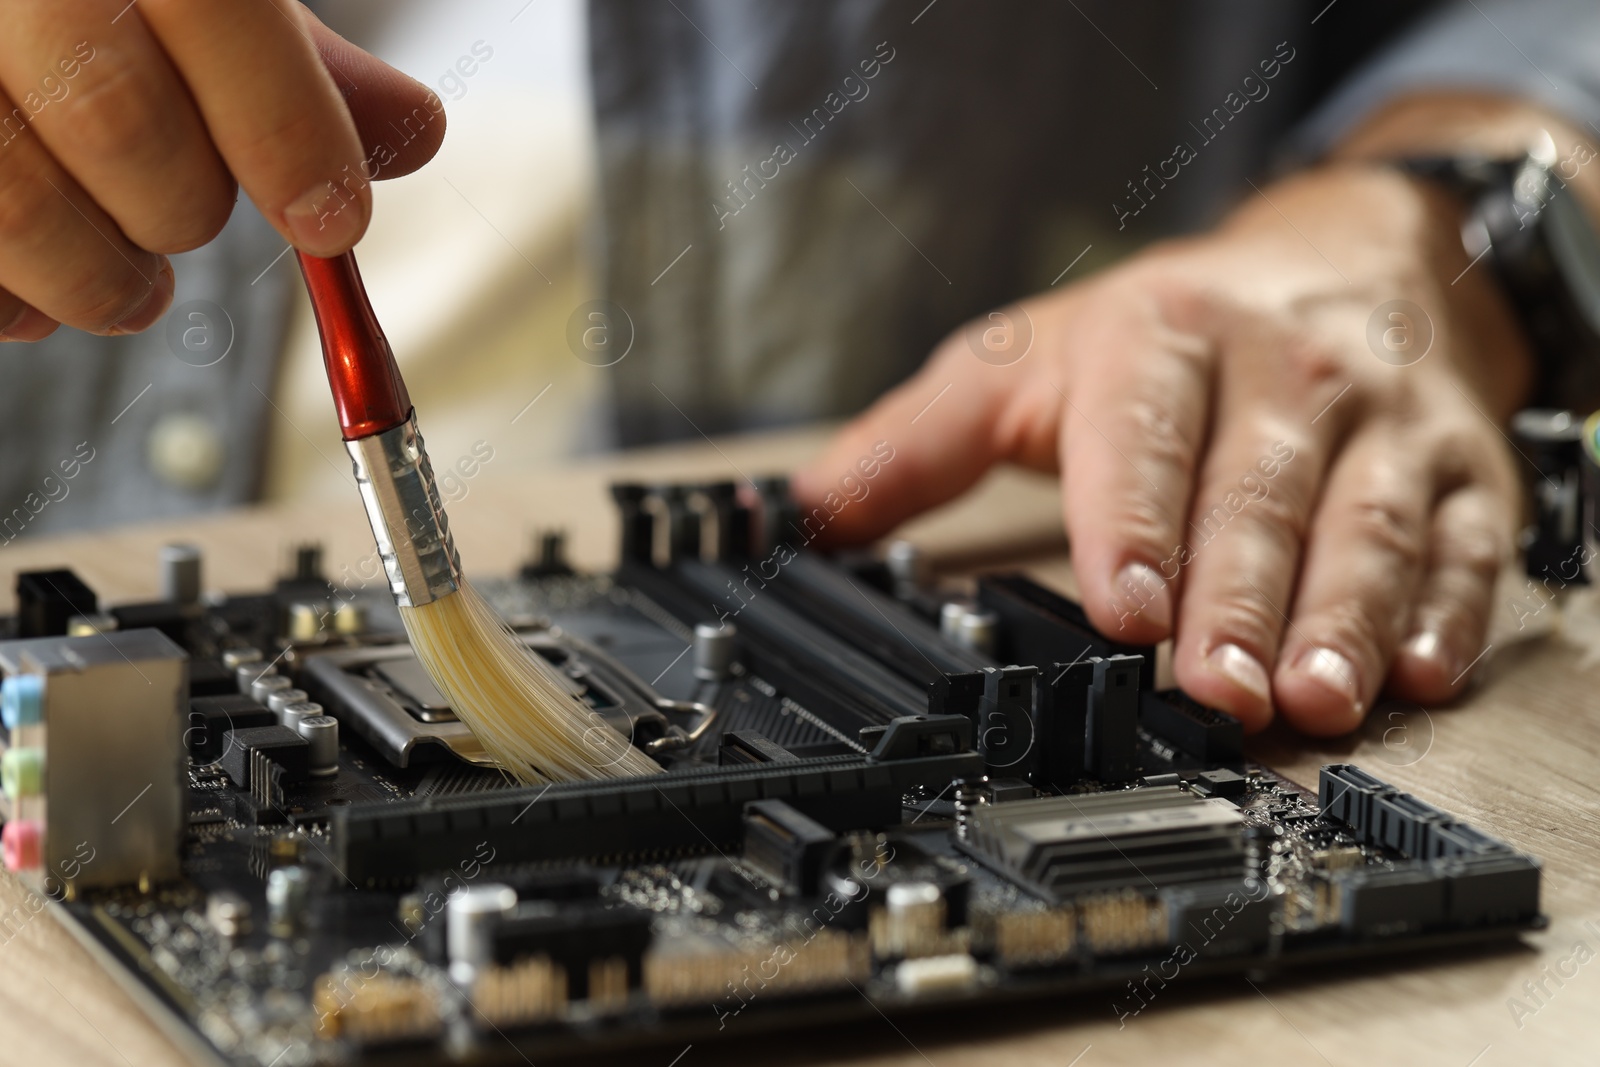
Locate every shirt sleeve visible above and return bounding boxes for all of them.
[1292,0,1600,157]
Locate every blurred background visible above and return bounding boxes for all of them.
[268,0,603,501]
[0,0,1493,539]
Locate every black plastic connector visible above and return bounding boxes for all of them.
[865,715,973,761]
[1139,690,1244,766]
[1034,659,1092,789]
[15,568,97,638]
[978,666,1037,776]
[742,799,839,895]
[1335,852,1540,939]
[1436,853,1541,926]
[975,574,1154,689]
[108,601,193,644]
[719,731,799,765]
[928,671,985,721]
[1336,865,1447,937]
[1319,765,1513,861]
[1164,880,1273,956]
[1087,655,1141,782]
[332,750,982,885]
[611,484,653,563]
[491,905,653,999]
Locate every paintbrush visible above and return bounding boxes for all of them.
[297,251,660,783]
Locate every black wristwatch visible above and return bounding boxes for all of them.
[1394,142,1600,406]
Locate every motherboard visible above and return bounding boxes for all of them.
[0,480,1544,1066]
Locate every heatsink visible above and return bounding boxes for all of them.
[957,785,1247,902]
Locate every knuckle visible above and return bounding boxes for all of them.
[1125,397,1200,478]
[0,170,139,328]
[1279,334,1351,395]
[139,186,235,254]
[0,164,59,248]
[1342,496,1426,571]
[1122,259,1204,312]
[71,268,151,330]
[59,62,176,165]
[1201,588,1284,652]
[1108,494,1182,558]
[1233,480,1311,548]
[1302,599,1388,669]
[236,111,361,209]
[1437,517,1509,581]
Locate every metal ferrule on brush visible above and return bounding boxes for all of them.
[297,250,460,607]
[346,414,462,607]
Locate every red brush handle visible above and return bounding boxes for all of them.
[297,251,412,441]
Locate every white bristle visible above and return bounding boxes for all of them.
[398,578,662,783]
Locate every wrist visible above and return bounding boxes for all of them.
[1333,90,1600,223]
[1221,162,1535,415]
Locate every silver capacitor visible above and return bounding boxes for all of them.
[265,866,308,937]
[955,609,1000,656]
[447,884,518,983]
[267,688,310,720]
[333,601,368,636]
[693,621,737,680]
[885,539,927,597]
[221,647,263,671]
[159,543,203,604]
[250,673,294,706]
[297,715,339,777]
[280,701,323,734]
[66,613,119,637]
[236,663,275,695]
[287,601,327,642]
[939,600,970,641]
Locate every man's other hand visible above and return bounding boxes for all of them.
[795,159,1537,736]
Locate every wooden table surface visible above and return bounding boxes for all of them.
[1,427,1596,1067]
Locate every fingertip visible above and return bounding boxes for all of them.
[283,181,371,257]
[1082,560,1174,643]
[303,12,448,180]
[1177,641,1274,732]
[1274,646,1367,736]
[1388,630,1468,704]
[787,467,894,547]
[0,307,61,343]
[106,259,177,336]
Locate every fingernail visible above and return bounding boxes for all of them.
[108,260,175,336]
[0,306,56,342]
[284,179,367,254]
[1295,646,1363,713]
[1113,562,1172,631]
[1403,629,1457,674]
[1204,642,1271,704]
